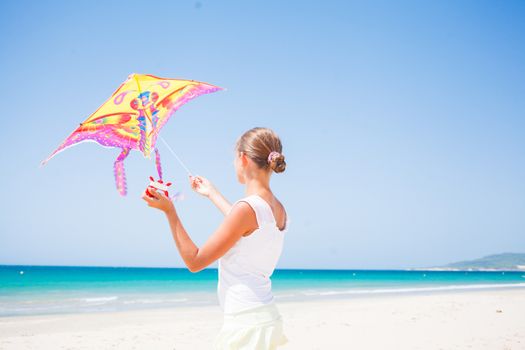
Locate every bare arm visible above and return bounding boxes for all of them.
[142,189,255,273]
[190,175,232,216]
[208,188,232,216]
[163,206,199,270]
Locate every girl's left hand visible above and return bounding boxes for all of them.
[141,189,175,214]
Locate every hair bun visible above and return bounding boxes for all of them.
[269,153,286,173]
[236,127,286,174]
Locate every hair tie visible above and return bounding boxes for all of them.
[267,151,280,164]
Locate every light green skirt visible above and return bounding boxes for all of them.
[213,301,289,349]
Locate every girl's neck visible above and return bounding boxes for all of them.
[244,177,271,197]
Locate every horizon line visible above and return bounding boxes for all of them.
[2,263,524,272]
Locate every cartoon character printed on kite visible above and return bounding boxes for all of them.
[130,91,160,157]
[114,90,165,196]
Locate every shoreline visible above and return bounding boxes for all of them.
[1,288,524,349]
[2,282,525,319]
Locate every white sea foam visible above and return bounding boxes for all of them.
[83,296,119,303]
[299,282,525,296]
[123,298,188,304]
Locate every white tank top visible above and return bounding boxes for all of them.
[217,194,289,314]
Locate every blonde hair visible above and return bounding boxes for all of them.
[235,127,286,173]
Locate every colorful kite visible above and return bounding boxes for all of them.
[41,73,223,195]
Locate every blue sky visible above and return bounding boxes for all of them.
[1,0,524,269]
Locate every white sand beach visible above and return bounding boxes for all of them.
[1,288,524,350]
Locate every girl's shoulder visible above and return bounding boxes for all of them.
[230,195,266,218]
[232,194,288,231]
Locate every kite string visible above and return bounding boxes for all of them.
[159,135,193,177]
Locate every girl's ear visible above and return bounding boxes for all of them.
[240,151,249,166]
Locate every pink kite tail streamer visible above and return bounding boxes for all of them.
[155,148,163,180]
[114,148,131,196]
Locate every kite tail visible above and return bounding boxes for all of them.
[114,148,131,196]
[155,148,163,180]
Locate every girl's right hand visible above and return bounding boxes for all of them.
[189,175,215,198]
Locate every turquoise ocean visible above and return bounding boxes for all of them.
[1,265,524,317]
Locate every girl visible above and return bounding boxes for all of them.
[142,127,290,349]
